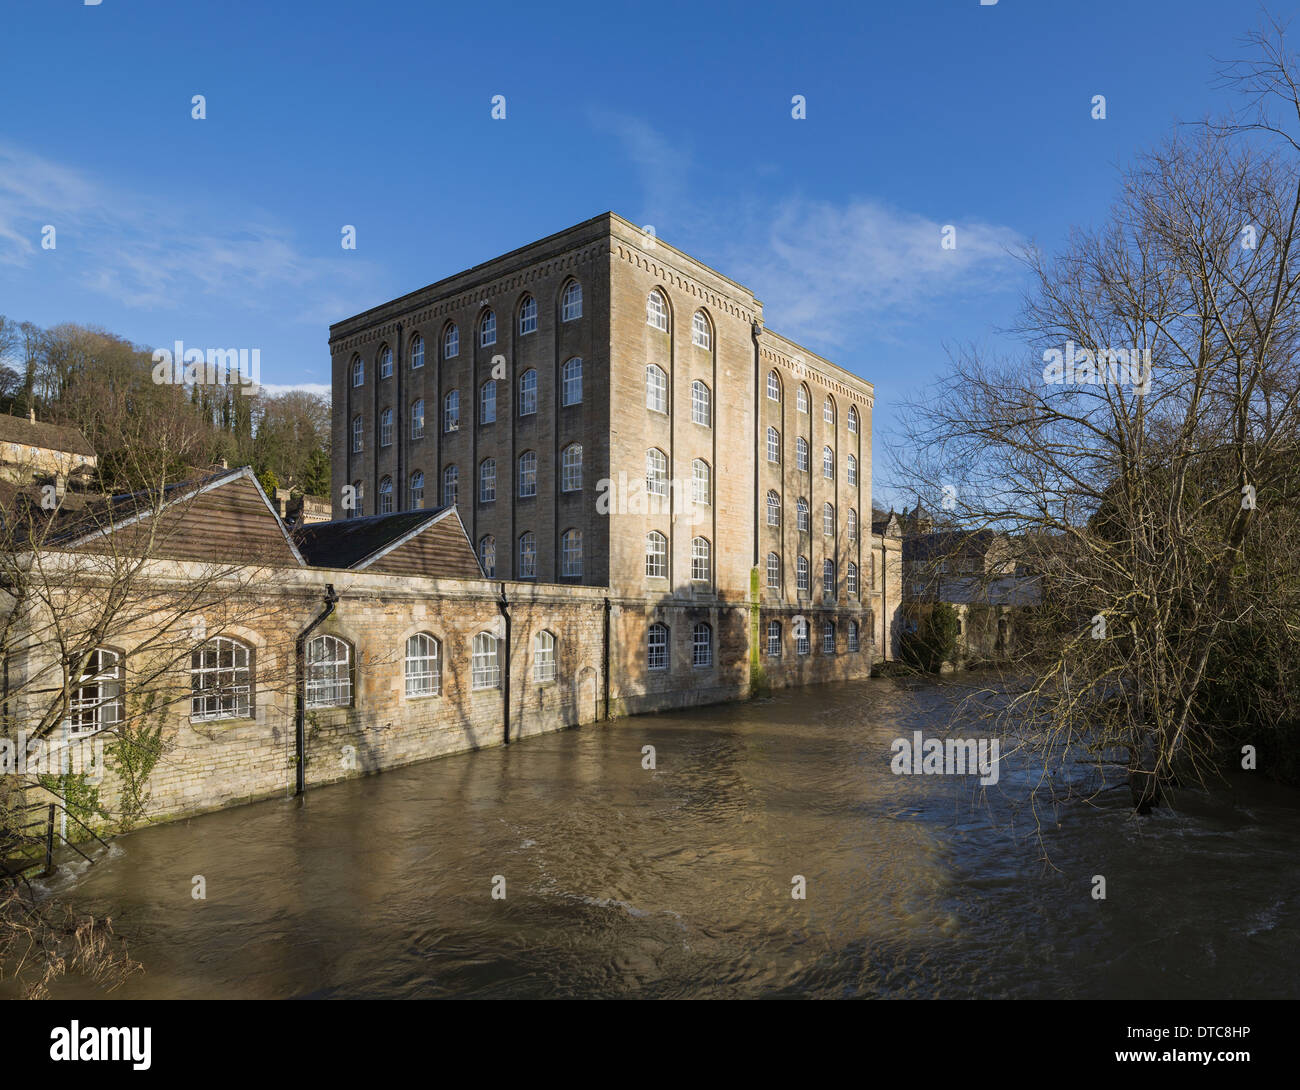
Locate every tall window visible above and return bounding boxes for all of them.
[519,369,538,415]
[848,621,860,652]
[410,470,424,509]
[647,623,669,670]
[848,405,859,434]
[66,648,123,733]
[352,481,364,517]
[379,345,393,379]
[767,426,780,463]
[766,551,781,589]
[823,446,835,478]
[191,638,251,722]
[411,335,424,369]
[847,454,858,486]
[442,465,458,507]
[767,371,781,401]
[518,295,537,335]
[480,380,497,424]
[848,508,858,541]
[767,490,781,527]
[444,323,459,358]
[847,562,859,598]
[823,502,835,536]
[766,620,781,657]
[472,633,500,690]
[534,630,557,682]
[411,398,425,439]
[692,459,710,506]
[646,448,668,496]
[823,559,836,598]
[796,437,808,472]
[646,531,667,578]
[561,529,582,576]
[691,537,711,582]
[823,397,834,426]
[479,458,496,503]
[562,280,583,321]
[823,620,836,654]
[518,451,537,497]
[479,310,496,347]
[479,535,496,577]
[351,356,363,387]
[379,476,393,513]
[796,621,810,656]
[646,290,668,331]
[797,556,810,594]
[691,380,712,426]
[796,497,809,532]
[692,623,713,668]
[518,532,537,579]
[444,390,460,432]
[562,443,582,491]
[405,634,441,697]
[380,407,393,447]
[646,364,667,413]
[305,635,352,708]
[692,311,712,349]
[562,358,583,405]
[351,415,363,453]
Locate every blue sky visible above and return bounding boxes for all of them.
[0,0,1286,503]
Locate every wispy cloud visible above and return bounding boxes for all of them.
[256,382,331,398]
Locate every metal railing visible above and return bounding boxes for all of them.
[0,799,110,883]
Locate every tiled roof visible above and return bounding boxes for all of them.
[292,508,459,570]
[0,414,95,458]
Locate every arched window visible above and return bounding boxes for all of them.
[379,475,393,514]
[796,497,809,532]
[646,290,668,331]
[562,443,583,491]
[471,632,500,690]
[692,622,713,668]
[351,356,363,387]
[191,637,252,721]
[797,384,809,414]
[767,490,781,527]
[351,415,363,453]
[66,647,123,733]
[479,379,497,425]
[766,551,781,589]
[379,344,393,379]
[847,508,858,541]
[380,407,393,447]
[823,445,835,479]
[823,558,836,598]
[646,531,667,578]
[767,426,780,463]
[561,528,582,576]
[823,396,834,426]
[409,470,424,509]
[692,310,712,349]
[479,534,496,577]
[443,323,459,358]
[847,561,859,598]
[823,502,835,536]
[405,633,441,697]
[411,398,425,439]
[766,620,782,657]
[479,458,496,503]
[847,454,858,486]
[848,621,861,652]
[518,294,537,335]
[796,620,810,656]
[442,465,458,507]
[848,405,859,434]
[411,335,424,369]
[444,389,460,432]
[646,364,667,413]
[796,437,809,472]
[562,358,583,405]
[518,531,537,579]
[797,555,810,594]
[518,451,537,497]
[823,620,836,654]
[691,380,711,426]
[767,370,781,401]
[691,537,711,582]
[519,369,538,415]
[646,448,668,496]
[692,459,710,505]
[351,480,364,517]
[305,635,352,708]
[647,623,669,670]
[562,280,583,322]
[534,630,557,682]
[479,309,497,347]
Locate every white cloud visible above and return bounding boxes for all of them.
[254,382,331,398]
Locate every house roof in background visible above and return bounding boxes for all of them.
[0,414,95,458]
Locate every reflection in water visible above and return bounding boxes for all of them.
[27,677,1300,998]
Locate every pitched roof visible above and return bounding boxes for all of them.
[902,529,1001,563]
[291,507,478,573]
[0,414,95,458]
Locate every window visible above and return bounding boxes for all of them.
[379,345,393,379]
[692,623,713,668]
[767,371,781,401]
[380,407,393,447]
[351,415,363,453]
[823,397,834,426]
[518,451,537,497]
[351,356,363,387]
[472,633,500,690]
[479,310,496,347]
[766,621,781,658]
[518,295,537,335]
[66,648,123,733]
[518,532,537,579]
[797,555,810,594]
[562,443,582,491]
[444,390,460,432]
[796,621,810,656]
[823,446,835,479]
[479,458,496,503]
[411,335,424,369]
[848,405,859,434]
[796,437,808,472]
[379,476,393,514]
[410,470,424,509]
[797,384,809,414]
[562,280,582,321]
[405,634,441,697]
[646,290,668,331]
[767,426,780,463]
[561,528,582,576]
[691,380,711,426]
[796,497,809,532]
[562,358,582,405]
[823,559,836,598]
[479,534,496,577]
[692,459,710,506]
[305,635,352,709]
[646,364,667,413]
[691,537,711,582]
[766,551,781,589]
[480,380,497,425]
[647,623,669,670]
[823,620,836,654]
[519,369,538,415]
[692,311,712,349]
[444,323,459,358]
[848,508,858,542]
[442,465,458,507]
[849,621,860,652]
[767,490,781,527]
[646,448,668,496]
[847,454,858,487]
[190,638,251,722]
[823,502,835,536]
[352,480,364,517]
[646,531,667,578]
[411,399,425,439]
[848,562,859,598]
[534,630,557,682]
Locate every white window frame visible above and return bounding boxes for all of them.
[691,380,711,426]
[561,529,582,577]
[692,623,712,668]
[534,630,557,682]
[647,624,669,670]
[305,635,352,709]
[562,358,582,406]
[479,458,496,503]
[692,311,711,349]
[646,364,667,413]
[190,638,252,722]
[480,380,497,425]
[518,451,537,498]
[646,290,668,331]
[472,632,501,690]
[562,281,583,322]
[691,537,710,583]
[518,295,538,335]
[646,531,667,578]
[562,444,582,492]
[479,310,497,347]
[519,369,538,416]
[65,648,124,734]
[405,633,441,697]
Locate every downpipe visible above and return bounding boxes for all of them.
[295,583,338,796]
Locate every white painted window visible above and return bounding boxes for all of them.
[692,459,710,506]
[797,556,809,595]
[796,437,808,472]
[379,345,393,378]
[444,390,460,432]
[411,335,424,369]
[405,634,441,697]
[562,443,582,491]
[379,476,393,513]
[767,490,781,526]
[479,458,496,503]
[305,635,352,709]
[692,311,711,348]
[766,621,781,657]
[444,324,459,358]
[534,630,557,682]
[691,537,710,583]
[518,451,537,497]
[411,399,425,439]
[767,370,781,401]
[479,310,497,347]
[480,380,497,425]
[562,358,583,405]
[646,531,667,578]
[351,415,363,453]
[190,638,251,722]
[692,623,712,668]
[646,364,668,413]
[691,380,711,426]
[823,620,836,654]
[472,633,500,690]
[518,532,537,579]
[409,470,424,509]
[561,529,582,576]
[519,369,538,415]
[479,535,496,577]
[442,465,458,507]
[351,357,364,386]
[646,290,668,331]
[823,445,834,479]
[647,623,669,669]
[65,648,123,733]
[766,552,781,589]
[562,280,582,321]
[646,448,668,496]
[518,295,537,335]
[767,426,780,463]
[380,408,393,447]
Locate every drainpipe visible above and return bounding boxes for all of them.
[497,583,511,745]
[602,596,611,721]
[295,583,339,796]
